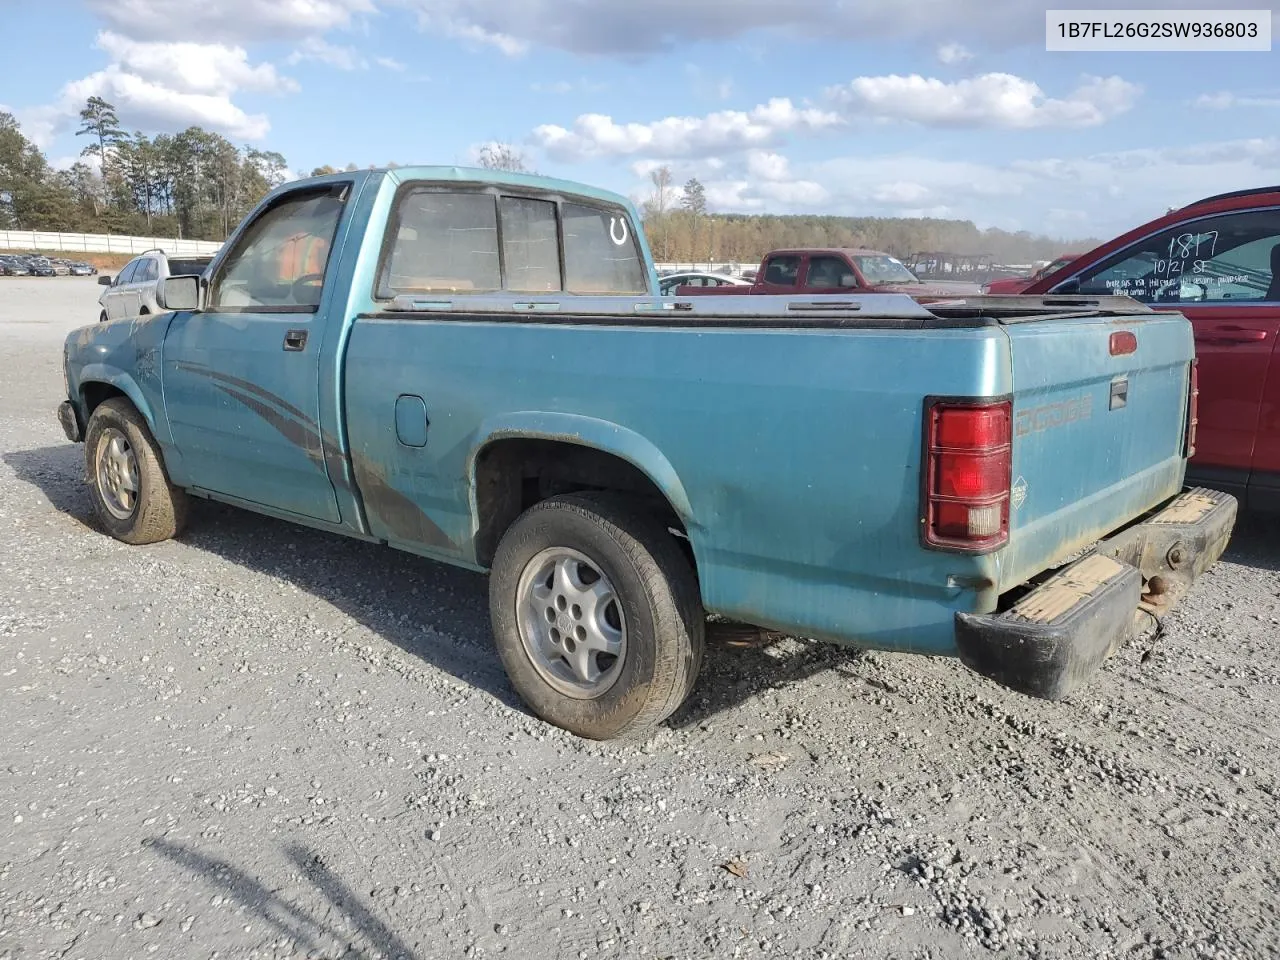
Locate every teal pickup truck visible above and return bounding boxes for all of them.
[57,166,1237,740]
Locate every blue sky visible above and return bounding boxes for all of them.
[2,0,1278,239]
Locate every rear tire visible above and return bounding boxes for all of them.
[99,311,107,323]
[84,398,188,544]
[489,493,704,740]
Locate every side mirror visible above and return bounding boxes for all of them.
[839,273,859,287]
[156,275,201,311]
[98,275,112,286]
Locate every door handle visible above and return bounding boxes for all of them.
[283,329,308,351]
[1197,329,1268,344]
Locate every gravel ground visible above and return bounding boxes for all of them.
[2,277,1278,960]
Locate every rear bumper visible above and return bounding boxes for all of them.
[57,400,83,443]
[954,486,1237,700]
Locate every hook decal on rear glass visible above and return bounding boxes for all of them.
[609,217,629,246]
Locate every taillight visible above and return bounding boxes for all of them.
[923,398,1012,552]
[1184,359,1199,458]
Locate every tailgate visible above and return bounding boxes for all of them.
[999,310,1193,590]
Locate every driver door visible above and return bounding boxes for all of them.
[801,254,861,293]
[161,181,351,522]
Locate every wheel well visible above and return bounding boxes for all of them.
[139,307,150,315]
[473,438,693,570]
[81,382,128,417]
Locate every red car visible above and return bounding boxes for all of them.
[982,253,1082,295]
[1023,185,1280,512]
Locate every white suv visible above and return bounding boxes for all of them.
[97,249,214,322]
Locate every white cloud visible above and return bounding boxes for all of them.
[97,31,297,96]
[936,42,973,64]
[19,30,292,146]
[830,73,1140,129]
[744,150,791,182]
[376,56,407,71]
[533,98,842,160]
[85,0,376,42]
[287,37,368,70]
[530,69,1139,164]
[413,13,528,55]
[1195,91,1280,110]
[63,67,273,140]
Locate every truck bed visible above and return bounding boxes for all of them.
[339,292,1191,656]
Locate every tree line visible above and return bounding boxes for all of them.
[0,97,289,241]
[638,165,1098,266]
[2,114,1094,263]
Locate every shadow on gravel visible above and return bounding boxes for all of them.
[7,443,854,731]
[147,838,421,959]
[1222,511,1280,573]
[2,442,98,531]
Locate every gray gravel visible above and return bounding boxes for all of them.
[2,277,1279,960]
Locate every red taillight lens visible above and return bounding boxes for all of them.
[923,399,1012,553]
[1185,360,1199,458]
[934,405,1010,449]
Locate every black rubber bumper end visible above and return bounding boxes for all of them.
[57,401,82,443]
[955,555,1142,701]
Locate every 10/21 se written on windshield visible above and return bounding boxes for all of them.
[1097,229,1271,301]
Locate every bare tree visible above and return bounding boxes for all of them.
[476,142,530,173]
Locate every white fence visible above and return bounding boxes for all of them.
[654,262,754,275]
[0,230,222,256]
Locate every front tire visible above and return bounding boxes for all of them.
[489,493,704,740]
[84,398,188,544]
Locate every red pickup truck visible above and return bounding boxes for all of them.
[982,253,1082,295]
[1022,185,1280,512]
[675,248,983,298]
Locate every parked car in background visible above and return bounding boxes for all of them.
[983,253,1082,294]
[97,248,215,321]
[28,257,56,277]
[674,248,985,298]
[1022,185,1280,512]
[0,256,32,276]
[658,271,751,295]
[69,262,95,276]
[57,165,1232,741]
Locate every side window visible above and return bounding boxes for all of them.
[209,186,346,310]
[806,255,854,288]
[763,255,801,286]
[115,259,140,286]
[379,190,500,296]
[1072,210,1280,304]
[136,259,159,283]
[561,202,646,294]
[499,196,560,292]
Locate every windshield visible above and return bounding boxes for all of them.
[852,255,919,285]
[1037,255,1074,278]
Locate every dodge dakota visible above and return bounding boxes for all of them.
[57,166,1237,740]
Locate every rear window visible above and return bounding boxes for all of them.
[378,188,646,298]
[169,257,211,276]
[500,196,560,292]
[561,202,646,294]
[381,191,501,295]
